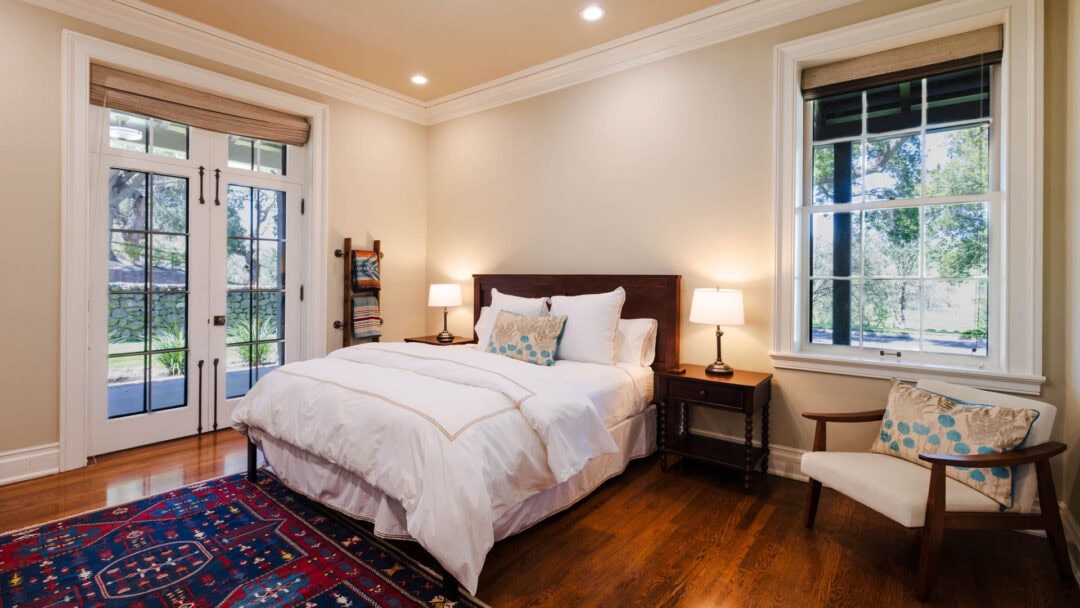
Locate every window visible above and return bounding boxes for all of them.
[109,110,189,159]
[806,67,994,362]
[772,1,1044,394]
[228,135,287,175]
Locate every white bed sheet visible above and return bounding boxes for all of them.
[547,361,653,427]
[255,404,655,544]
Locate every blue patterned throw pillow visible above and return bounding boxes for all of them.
[870,380,1039,508]
[485,311,566,366]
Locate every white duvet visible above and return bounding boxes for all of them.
[231,342,619,593]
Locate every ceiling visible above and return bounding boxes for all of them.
[137,0,726,101]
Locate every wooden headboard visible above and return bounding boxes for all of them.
[473,274,681,371]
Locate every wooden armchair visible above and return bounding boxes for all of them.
[800,379,1072,601]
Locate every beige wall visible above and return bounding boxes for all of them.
[1064,0,1080,520]
[427,0,1077,511]
[427,0,940,456]
[0,0,428,452]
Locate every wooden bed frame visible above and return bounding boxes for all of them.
[246,273,681,597]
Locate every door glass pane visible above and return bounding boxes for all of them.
[110,170,147,230]
[109,111,148,153]
[108,354,146,417]
[109,294,145,355]
[256,141,286,175]
[226,184,286,399]
[110,231,146,291]
[150,119,189,160]
[225,345,253,399]
[228,136,254,170]
[108,170,189,419]
[151,174,188,233]
[150,353,187,410]
[151,234,187,291]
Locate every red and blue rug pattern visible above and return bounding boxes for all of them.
[0,474,488,607]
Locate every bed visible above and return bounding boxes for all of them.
[235,274,681,594]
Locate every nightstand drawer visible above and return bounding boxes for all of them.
[666,379,741,408]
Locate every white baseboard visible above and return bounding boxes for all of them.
[689,428,808,482]
[1062,503,1080,587]
[0,443,59,485]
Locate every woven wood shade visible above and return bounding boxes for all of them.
[90,63,310,146]
[801,25,1003,100]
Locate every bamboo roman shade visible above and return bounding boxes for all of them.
[801,25,1003,100]
[90,63,310,146]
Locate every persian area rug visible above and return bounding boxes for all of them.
[0,473,488,608]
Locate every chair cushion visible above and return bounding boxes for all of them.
[870,380,1039,508]
[801,451,1001,527]
[916,380,1057,514]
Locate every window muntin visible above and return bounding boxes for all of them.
[803,66,994,361]
[109,110,189,159]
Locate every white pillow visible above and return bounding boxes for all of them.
[615,318,658,367]
[474,288,549,348]
[549,287,626,364]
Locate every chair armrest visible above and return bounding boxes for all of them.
[803,409,886,452]
[802,409,886,423]
[918,441,1067,468]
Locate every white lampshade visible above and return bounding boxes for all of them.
[428,283,462,307]
[689,288,745,326]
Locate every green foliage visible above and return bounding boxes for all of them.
[227,317,278,365]
[151,324,186,375]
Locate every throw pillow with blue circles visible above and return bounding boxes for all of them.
[485,310,566,366]
[870,380,1040,508]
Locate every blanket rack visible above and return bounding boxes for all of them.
[333,238,383,347]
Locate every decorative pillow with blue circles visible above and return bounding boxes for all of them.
[870,380,1040,508]
[485,310,566,366]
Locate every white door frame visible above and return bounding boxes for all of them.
[60,31,330,470]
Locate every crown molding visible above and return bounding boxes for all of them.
[22,0,428,123]
[24,0,860,125]
[425,0,860,123]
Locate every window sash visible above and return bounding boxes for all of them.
[796,69,1000,368]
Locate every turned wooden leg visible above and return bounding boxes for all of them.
[761,400,770,476]
[743,411,753,493]
[658,400,668,472]
[916,464,947,601]
[246,439,258,482]
[805,479,823,528]
[1036,460,1073,580]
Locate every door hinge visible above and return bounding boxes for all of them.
[301,198,305,215]
[300,284,304,301]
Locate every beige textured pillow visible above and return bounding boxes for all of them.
[485,311,566,366]
[870,380,1039,507]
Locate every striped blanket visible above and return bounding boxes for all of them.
[352,294,382,339]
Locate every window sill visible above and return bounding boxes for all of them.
[769,352,1045,395]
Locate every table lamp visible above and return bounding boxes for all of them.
[428,283,463,343]
[689,287,745,375]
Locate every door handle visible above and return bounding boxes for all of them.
[197,359,205,434]
[213,315,226,326]
[212,358,220,431]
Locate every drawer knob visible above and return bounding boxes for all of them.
[698,389,707,398]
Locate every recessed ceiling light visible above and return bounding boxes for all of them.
[580,5,605,22]
[411,74,428,85]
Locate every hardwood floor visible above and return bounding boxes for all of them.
[0,430,1075,607]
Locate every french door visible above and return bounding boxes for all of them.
[89,108,304,455]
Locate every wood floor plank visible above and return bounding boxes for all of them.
[0,431,1075,606]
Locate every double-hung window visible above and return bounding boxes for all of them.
[772,3,1045,395]
[805,66,996,364]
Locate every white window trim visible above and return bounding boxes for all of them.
[60,31,330,470]
[771,0,1044,395]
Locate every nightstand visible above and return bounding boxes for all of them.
[655,365,772,492]
[403,335,476,346]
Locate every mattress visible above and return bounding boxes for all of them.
[547,360,654,427]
